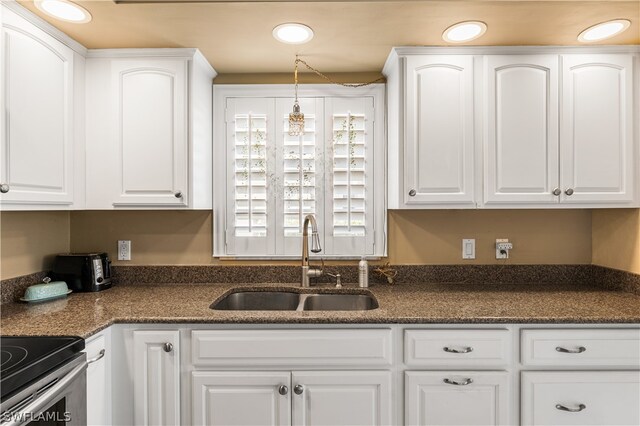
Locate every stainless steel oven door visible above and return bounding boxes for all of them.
[0,354,87,426]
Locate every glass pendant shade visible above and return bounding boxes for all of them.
[288,101,305,136]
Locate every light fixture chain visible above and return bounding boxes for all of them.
[295,57,384,88]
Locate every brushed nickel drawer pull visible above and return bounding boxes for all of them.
[555,346,586,353]
[443,378,473,386]
[556,404,586,412]
[278,385,288,396]
[87,349,105,364]
[443,346,473,354]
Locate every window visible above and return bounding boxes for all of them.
[213,85,386,258]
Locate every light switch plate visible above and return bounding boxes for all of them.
[462,239,475,259]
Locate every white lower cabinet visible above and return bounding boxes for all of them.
[132,330,181,426]
[85,332,110,426]
[111,325,639,426]
[521,371,640,425]
[191,370,391,426]
[292,371,392,426]
[405,371,510,426]
[191,371,291,426]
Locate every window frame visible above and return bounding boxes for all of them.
[212,84,387,259]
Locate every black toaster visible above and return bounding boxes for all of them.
[51,253,112,292]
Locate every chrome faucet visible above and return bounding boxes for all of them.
[301,214,322,287]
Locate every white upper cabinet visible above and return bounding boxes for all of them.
[385,52,476,208]
[112,59,188,206]
[560,54,635,204]
[0,7,78,208]
[385,47,638,209]
[85,49,215,209]
[484,55,559,204]
[404,56,475,206]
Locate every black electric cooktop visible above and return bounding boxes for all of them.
[0,336,85,400]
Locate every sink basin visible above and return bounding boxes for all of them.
[302,294,379,311]
[211,290,379,311]
[211,291,300,310]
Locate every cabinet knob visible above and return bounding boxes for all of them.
[408,189,416,197]
[552,188,561,196]
[278,385,288,396]
[556,404,586,413]
[163,342,173,353]
[564,188,574,196]
[0,184,9,194]
[174,191,183,198]
[293,384,304,395]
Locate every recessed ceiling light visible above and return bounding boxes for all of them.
[273,23,314,45]
[578,19,631,43]
[442,21,487,43]
[34,0,92,24]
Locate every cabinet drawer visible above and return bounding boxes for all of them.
[521,371,640,425]
[406,371,510,425]
[191,329,392,367]
[521,329,640,367]
[404,329,511,367]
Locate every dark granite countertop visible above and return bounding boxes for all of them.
[1,282,639,338]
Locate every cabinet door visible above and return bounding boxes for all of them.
[111,59,188,206]
[404,56,475,206]
[560,54,634,204]
[132,330,180,426]
[484,55,560,205]
[521,371,640,425]
[292,371,392,426]
[191,371,291,426]
[405,371,510,426]
[85,334,109,426]
[1,8,74,205]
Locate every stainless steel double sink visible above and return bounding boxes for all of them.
[211,290,378,311]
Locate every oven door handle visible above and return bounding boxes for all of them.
[2,362,87,426]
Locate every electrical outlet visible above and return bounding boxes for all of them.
[495,239,513,259]
[118,240,131,261]
[462,239,475,259]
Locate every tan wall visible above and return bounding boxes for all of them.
[0,211,70,279]
[592,208,640,274]
[388,210,592,264]
[69,209,593,266]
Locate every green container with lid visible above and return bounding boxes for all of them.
[21,277,71,303]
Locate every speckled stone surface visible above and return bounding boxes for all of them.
[1,281,638,338]
[0,272,48,304]
[591,265,640,296]
[109,264,597,285]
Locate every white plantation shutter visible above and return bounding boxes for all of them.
[275,98,325,256]
[324,97,375,255]
[215,88,383,258]
[225,98,276,255]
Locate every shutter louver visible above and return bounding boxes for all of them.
[283,114,317,237]
[234,113,268,237]
[332,113,367,237]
